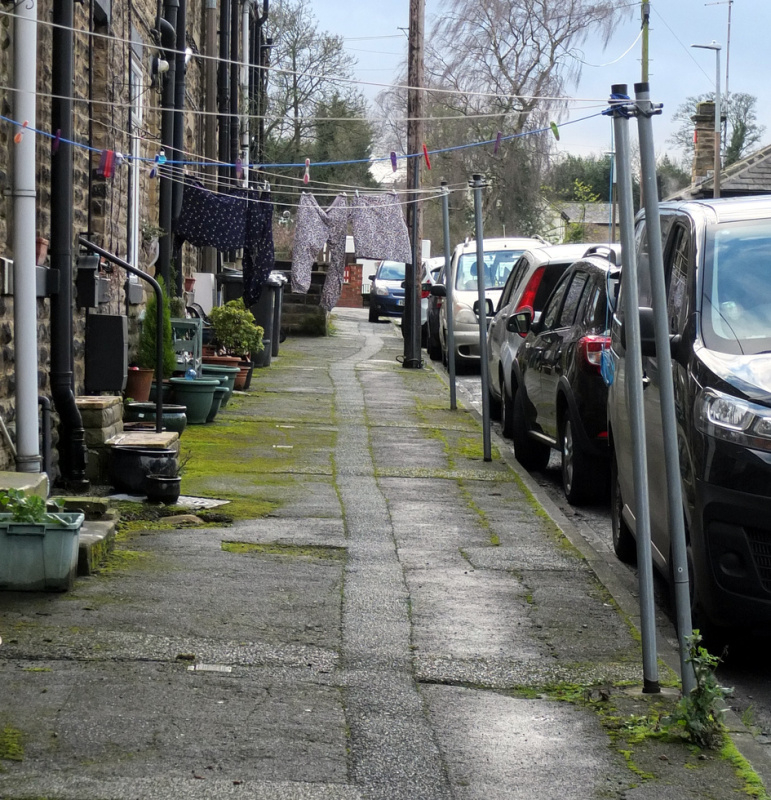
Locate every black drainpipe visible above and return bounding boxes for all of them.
[50,0,89,490]
[171,0,187,297]
[229,0,240,181]
[157,6,177,291]
[218,0,231,184]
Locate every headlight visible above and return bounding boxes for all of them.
[696,387,771,450]
[374,285,390,296]
[454,304,478,325]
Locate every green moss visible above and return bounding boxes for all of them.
[221,541,346,560]
[96,547,150,575]
[0,725,24,762]
[721,738,770,798]
[22,667,51,673]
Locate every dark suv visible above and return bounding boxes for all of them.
[608,197,771,634]
[509,247,620,504]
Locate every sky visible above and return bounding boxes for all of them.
[306,0,771,165]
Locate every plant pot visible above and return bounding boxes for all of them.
[202,354,242,368]
[148,380,173,404]
[200,364,239,408]
[206,385,229,423]
[234,361,252,391]
[36,237,49,266]
[0,511,85,592]
[124,367,154,403]
[169,377,219,424]
[109,446,178,494]
[241,361,255,391]
[123,402,187,435]
[184,276,196,292]
[145,474,182,504]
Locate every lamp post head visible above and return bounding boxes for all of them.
[691,41,722,51]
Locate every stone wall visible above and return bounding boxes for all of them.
[0,1,206,480]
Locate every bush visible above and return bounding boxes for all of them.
[208,298,264,358]
[137,276,176,378]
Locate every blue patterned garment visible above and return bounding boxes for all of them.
[243,191,274,306]
[350,193,412,264]
[175,181,247,251]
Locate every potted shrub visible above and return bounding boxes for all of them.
[131,276,177,402]
[207,299,264,388]
[0,489,85,592]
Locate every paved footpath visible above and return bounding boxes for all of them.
[0,307,766,799]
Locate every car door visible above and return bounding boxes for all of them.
[519,272,571,434]
[538,270,590,439]
[487,259,524,396]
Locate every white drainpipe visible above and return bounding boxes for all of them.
[241,0,252,186]
[12,0,41,473]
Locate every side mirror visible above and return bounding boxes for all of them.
[507,308,532,335]
[368,274,376,281]
[430,283,447,298]
[473,298,495,318]
[620,306,656,356]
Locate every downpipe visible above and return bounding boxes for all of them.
[158,7,177,290]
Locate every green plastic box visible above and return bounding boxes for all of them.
[0,512,85,592]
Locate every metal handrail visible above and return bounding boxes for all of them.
[78,238,163,433]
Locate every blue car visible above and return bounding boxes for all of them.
[368,261,406,322]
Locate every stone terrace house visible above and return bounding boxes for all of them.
[0,1,263,486]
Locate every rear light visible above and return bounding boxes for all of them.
[514,267,545,337]
[578,335,611,372]
[421,287,431,299]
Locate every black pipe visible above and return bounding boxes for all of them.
[38,397,52,480]
[171,0,187,297]
[229,0,240,180]
[218,0,231,183]
[158,8,177,291]
[79,239,165,434]
[51,0,89,490]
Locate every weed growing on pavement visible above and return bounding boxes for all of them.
[666,631,732,749]
[0,725,24,762]
[721,738,770,799]
[221,541,346,560]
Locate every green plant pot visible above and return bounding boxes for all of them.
[200,364,239,408]
[123,402,187,435]
[206,385,229,423]
[145,475,182,504]
[169,377,219,424]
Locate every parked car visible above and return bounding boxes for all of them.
[608,196,771,635]
[369,261,406,322]
[487,243,594,422]
[424,257,446,360]
[432,237,544,369]
[420,258,443,352]
[507,247,620,504]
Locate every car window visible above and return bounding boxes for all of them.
[500,256,527,307]
[532,261,572,312]
[540,273,571,330]
[666,226,690,334]
[558,272,589,328]
[456,250,525,291]
[378,262,406,281]
[635,222,653,307]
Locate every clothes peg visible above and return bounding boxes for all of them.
[97,149,115,178]
[390,151,397,172]
[303,158,310,185]
[52,128,61,155]
[157,148,167,164]
[494,131,502,155]
[13,120,28,144]
[422,143,431,170]
[235,157,243,180]
[550,121,560,141]
[149,151,161,178]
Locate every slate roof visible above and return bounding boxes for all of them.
[670,142,771,200]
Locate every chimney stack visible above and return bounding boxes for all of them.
[691,101,721,186]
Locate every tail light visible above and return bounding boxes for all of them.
[514,266,545,337]
[421,285,431,299]
[578,335,611,372]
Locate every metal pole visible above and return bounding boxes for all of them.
[608,85,659,693]
[12,0,41,473]
[471,174,491,462]
[440,182,456,410]
[635,83,696,694]
[403,160,422,368]
[714,47,722,198]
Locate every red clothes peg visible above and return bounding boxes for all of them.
[422,143,431,170]
[13,120,28,144]
[303,158,310,185]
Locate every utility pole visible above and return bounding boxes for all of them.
[641,2,650,82]
[403,0,424,369]
[203,0,217,273]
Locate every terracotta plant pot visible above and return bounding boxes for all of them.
[184,276,196,292]
[36,237,49,266]
[124,367,154,403]
[235,361,253,391]
[202,354,242,368]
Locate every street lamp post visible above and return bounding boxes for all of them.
[692,41,722,198]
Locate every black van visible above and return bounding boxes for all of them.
[608,196,771,633]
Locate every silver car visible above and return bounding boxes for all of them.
[435,237,544,369]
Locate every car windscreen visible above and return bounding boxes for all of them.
[455,250,524,291]
[378,262,406,282]
[702,219,771,355]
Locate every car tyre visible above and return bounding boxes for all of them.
[610,451,636,564]
[561,414,604,505]
[368,304,378,323]
[511,389,550,471]
[428,331,442,361]
[502,387,515,439]
[488,385,502,420]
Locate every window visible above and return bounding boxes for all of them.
[540,273,571,330]
[666,227,690,334]
[558,272,589,328]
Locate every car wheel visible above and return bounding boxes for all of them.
[368,304,378,323]
[488,385,502,419]
[511,389,550,471]
[428,330,442,361]
[561,414,605,506]
[421,323,428,349]
[610,451,636,564]
[502,387,515,439]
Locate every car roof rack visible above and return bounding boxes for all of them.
[582,244,620,265]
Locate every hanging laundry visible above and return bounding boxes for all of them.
[243,190,275,307]
[350,193,412,264]
[174,180,247,251]
[291,193,349,312]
